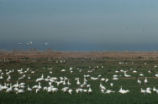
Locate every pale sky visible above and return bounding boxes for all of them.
[0,0,158,50]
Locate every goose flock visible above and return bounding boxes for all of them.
[1,60,158,95]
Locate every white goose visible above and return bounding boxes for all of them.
[140,88,146,94]
[75,78,81,85]
[105,89,115,94]
[146,87,151,94]
[68,89,73,94]
[88,87,92,93]
[153,87,158,94]
[27,86,32,91]
[119,86,129,94]
[124,71,131,77]
[6,84,12,93]
[137,79,141,85]
[144,77,148,84]
[100,83,106,90]
[155,74,158,77]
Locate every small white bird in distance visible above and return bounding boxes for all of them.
[26,41,33,45]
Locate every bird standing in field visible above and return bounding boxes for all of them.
[144,77,148,84]
[119,86,130,94]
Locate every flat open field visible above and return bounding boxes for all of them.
[1,51,158,104]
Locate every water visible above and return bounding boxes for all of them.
[0,40,158,51]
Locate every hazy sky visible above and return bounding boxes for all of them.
[0,0,158,50]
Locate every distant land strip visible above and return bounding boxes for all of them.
[0,50,158,59]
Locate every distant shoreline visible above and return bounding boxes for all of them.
[0,50,158,59]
